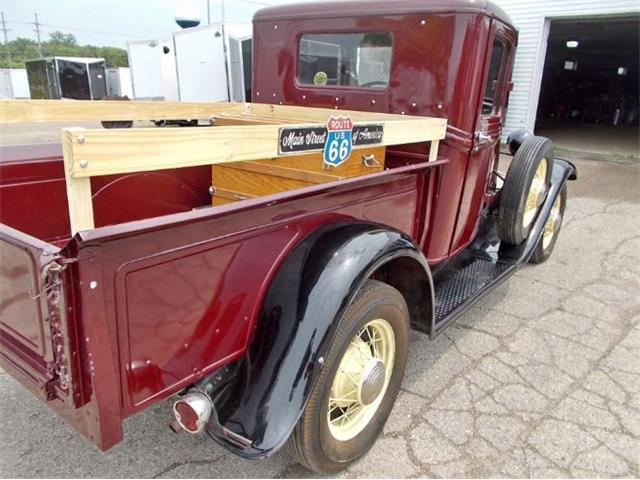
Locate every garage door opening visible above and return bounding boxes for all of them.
[535,16,639,157]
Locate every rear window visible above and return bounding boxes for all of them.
[298,32,392,89]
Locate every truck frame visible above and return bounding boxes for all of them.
[0,0,576,473]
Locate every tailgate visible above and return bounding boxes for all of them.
[0,224,72,401]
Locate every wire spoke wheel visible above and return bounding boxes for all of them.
[327,319,395,441]
[286,280,409,474]
[542,192,562,249]
[531,185,567,264]
[522,158,548,229]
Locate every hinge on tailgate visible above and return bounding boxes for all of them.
[40,258,75,394]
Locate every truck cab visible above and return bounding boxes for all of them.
[253,0,517,262]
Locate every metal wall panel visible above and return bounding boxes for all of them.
[496,0,640,139]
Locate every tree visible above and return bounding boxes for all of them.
[48,31,77,46]
[0,31,128,68]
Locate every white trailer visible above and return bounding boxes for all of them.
[0,69,30,99]
[105,67,133,98]
[127,39,179,100]
[173,23,252,102]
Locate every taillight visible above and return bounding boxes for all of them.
[172,392,212,434]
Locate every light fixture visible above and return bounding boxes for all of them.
[617,67,628,76]
[566,40,579,48]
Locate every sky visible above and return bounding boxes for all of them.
[0,0,306,48]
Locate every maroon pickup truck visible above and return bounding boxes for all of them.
[0,0,576,473]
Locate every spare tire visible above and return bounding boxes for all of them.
[498,135,554,245]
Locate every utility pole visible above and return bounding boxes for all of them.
[207,0,211,25]
[1,12,11,64]
[33,12,42,56]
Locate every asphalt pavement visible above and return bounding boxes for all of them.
[1,149,639,478]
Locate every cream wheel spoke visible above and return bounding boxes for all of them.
[350,338,368,366]
[327,318,396,442]
[339,403,361,425]
[370,328,382,359]
[329,389,359,404]
[338,366,360,388]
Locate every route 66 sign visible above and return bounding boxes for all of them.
[323,116,353,167]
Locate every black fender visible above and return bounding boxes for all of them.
[519,158,577,263]
[212,222,433,458]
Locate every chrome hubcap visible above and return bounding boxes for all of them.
[360,359,386,405]
[327,319,395,441]
[523,159,548,229]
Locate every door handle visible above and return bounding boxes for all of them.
[475,131,492,142]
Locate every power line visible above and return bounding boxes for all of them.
[33,12,42,54]
[1,12,12,63]
[36,23,150,39]
[6,19,164,34]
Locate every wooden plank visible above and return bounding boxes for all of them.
[213,164,316,198]
[65,120,433,178]
[223,161,344,184]
[251,146,385,177]
[429,140,440,162]
[0,99,448,129]
[60,128,94,235]
[246,103,438,123]
[213,187,256,201]
[212,114,292,126]
[212,195,239,206]
[0,99,248,123]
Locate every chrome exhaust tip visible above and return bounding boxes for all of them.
[172,391,212,434]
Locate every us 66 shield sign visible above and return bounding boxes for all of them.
[323,116,353,167]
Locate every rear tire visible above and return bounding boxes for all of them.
[286,280,410,474]
[498,136,554,245]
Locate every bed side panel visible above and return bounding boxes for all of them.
[95,172,423,415]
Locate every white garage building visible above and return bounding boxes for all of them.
[496,0,639,154]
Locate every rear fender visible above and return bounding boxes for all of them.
[212,222,433,458]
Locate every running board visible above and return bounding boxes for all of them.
[433,255,515,333]
[431,158,577,335]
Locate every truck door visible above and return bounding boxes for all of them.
[451,22,515,249]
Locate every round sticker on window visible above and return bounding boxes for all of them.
[313,71,328,86]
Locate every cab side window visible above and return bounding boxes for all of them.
[482,38,506,115]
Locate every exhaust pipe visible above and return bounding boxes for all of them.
[172,391,212,434]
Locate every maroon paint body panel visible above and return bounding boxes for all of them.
[0,0,517,452]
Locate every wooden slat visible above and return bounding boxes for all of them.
[212,114,292,126]
[61,128,94,234]
[213,165,316,198]
[0,99,248,123]
[252,146,386,177]
[0,99,448,127]
[245,103,435,123]
[214,187,256,201]
[213,195,239,206]
[64,121,440,179]
[429,140,440,162]
[223,161,344,184]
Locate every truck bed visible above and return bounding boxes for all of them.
[0,100,447,449]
